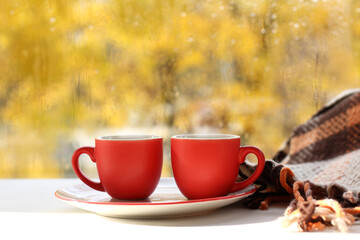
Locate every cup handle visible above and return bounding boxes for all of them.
[71,147,105,192]
[230,145,265,192]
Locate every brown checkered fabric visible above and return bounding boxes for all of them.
[239,89,360,232]
[274,89,360,165]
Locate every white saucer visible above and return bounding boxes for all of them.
[55,178,256,218]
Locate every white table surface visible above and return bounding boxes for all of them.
[0,179,359,240]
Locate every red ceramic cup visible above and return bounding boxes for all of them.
[71,135,163,200]
[171,134,265,199]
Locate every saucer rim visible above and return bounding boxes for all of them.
[55,179,257,206]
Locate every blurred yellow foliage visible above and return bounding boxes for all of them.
[0,0,359,177]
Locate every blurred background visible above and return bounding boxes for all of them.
[0,0,359,178]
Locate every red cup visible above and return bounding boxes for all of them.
[72,135,163,200]
[171,134,265,199]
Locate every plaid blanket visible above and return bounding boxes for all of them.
[239,89,360,232]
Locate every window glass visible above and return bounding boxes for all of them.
[0,0,359,178]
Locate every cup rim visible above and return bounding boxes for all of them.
[171,134,240,140]
[96,135,162,141]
